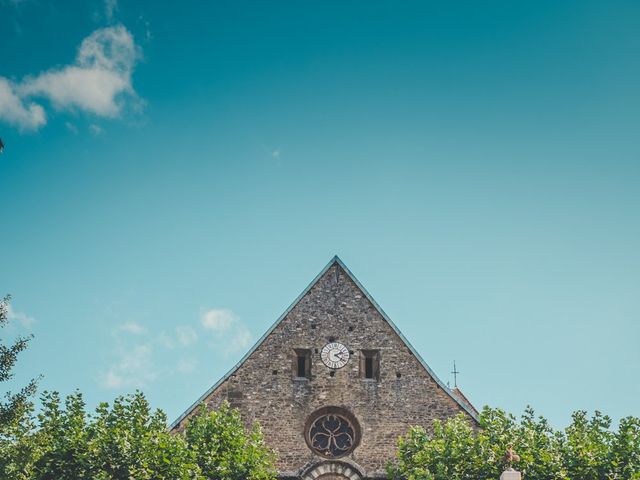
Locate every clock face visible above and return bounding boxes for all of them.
[321,342,350,369]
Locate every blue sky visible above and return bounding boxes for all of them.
[1,0,639,428]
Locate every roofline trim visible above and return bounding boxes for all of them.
[332,257,479,422]
[169,255,478,429]
[169,256,341,430]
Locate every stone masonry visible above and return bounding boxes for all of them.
[171,257,478,480]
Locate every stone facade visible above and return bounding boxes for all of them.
[171,257,477,479]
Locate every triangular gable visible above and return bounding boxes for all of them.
[170,255,478,429]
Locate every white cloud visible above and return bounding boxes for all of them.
[156,331,175,349]
[201,308,236,332]
[101,320,201,389]
[0,24,140,132]
[176,325,198,346]
[155,326,198,349]
[228,325,253,353]
[201,308,253,354]
[117,321,146,335]
[19,26,137,116]
[102,370,124,389]
[100,343,156,389]
[6,304,35,328]
[100,307,251,390]
[21,67,130,117]
[0,78,46,131]
[176,357,198,373]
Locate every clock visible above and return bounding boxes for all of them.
[321,342,350,369]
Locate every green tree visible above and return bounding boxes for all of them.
[514,407,565,480]
[0,295,38,430]
[185,402,277,480]
[610,416,640,480]
[0,398,39,480]
[389,407,640,480]
[562,410,613,480]
[0,391,277,480]
[88,392,198,480]
[389,414,483,480]
[31,391,93,480]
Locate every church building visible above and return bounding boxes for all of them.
[171,256,478,480]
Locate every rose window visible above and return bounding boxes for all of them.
[305,408,360,458]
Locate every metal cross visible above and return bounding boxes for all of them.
[451,361,460,388]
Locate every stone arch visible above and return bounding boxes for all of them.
[300,461,363,480]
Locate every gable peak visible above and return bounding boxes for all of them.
[170,255,479,430]
[329,254,345,267]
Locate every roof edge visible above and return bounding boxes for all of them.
[169,256,342,430]
[332,256,479,422]
[169,255,478,429]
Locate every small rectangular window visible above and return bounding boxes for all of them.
[294,349,311,379]
[360,350,380,380]
[365,357,374,379]
[297,356,306,377]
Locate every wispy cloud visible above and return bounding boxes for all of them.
[176,357,198,374]
[155,325,198,350]
[65,121,78,134]
[137,15,153,42]
[100,321,156,389]
[260,144,284,164]
[101,321,199,390]
[201,308,235,332]
[228,324,252,353]
[19,26,138,116]
[201,308,253,353]
[6,304,35,329]
[100,307,251,390]
[117,321,146,335]
[105,0,118,21]
[0,24,141,132]
[156,331,176,349]
[89,124,104,136]
[176,325,198,346]
[0,78,46,131]
[101,343,156,389]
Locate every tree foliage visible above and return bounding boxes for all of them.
[185,403,276,480]
[0,295,38,431]
[388,406,640,480]
[0,392,276,480]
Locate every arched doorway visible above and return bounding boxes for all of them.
[300,461,363,480]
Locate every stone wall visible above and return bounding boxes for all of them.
[172,260,476,479]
